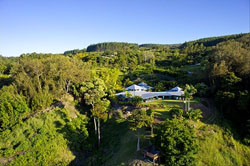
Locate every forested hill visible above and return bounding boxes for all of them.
[86,42,139,52]
[180,33,247,48]
[70,33,249,53]
[139,44,181,49]
[63,49,86,55]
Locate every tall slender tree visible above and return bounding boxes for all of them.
[128,109,150,151]
[184,84,197,111]
[93,99,110,146]
[72,77,109,146]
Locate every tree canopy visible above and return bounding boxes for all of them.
[154,118,198,166]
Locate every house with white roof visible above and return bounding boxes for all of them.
[116,83,184,101]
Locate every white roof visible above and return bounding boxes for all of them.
[116,91,184,100]
[168,86,182,92]
[125,84,144,91]
[138,82,153,90]
[116,86,184,100]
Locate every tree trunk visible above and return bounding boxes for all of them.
[65,80,71,93]
[92,104,97,135]
[93,118,97,135]
[37,74,42,91]
[184,100,187,112]
[188,99,190,111]
[184,101,185,112]
[151,124,154,137]
[98,118,101,146]
[137,129,140,151]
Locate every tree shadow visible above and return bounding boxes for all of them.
[194,98,246,145]
[52,100,65,108]
[54,109,91,166]
[55,107,129,166]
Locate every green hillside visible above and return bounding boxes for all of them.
[0,95,88,165]
[104,100,250,166]
[0,33,250,165]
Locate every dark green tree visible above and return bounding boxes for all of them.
[154,118,198,166]
[194,83,209,97]
[0,86,30,130]
[72,77,109,146]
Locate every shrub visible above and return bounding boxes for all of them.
[113,110,124,120]
[130,96,143,106]
[185,109,203,121]
[243,137,250,145]
[194,83,209,97]
[170,108,183,119]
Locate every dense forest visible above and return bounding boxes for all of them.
[0,33,250,165]
[86,42,139,52]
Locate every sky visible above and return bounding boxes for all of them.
[0,0,249,57]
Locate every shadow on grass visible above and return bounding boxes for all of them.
[191,98,249,153]
[55,107,130,166]
[52,109,89,166]
[100,119,129,165]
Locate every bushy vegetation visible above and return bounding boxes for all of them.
[185,109,203,121]
[208,35,250,141]
[0,86,30,130]
[0,33,250,165]
[0,107,88,165]
[154,118,199,166]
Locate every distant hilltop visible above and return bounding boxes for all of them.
[86,42,139,52]
[63,32,249,54]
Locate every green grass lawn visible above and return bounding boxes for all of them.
[104,126,153,166]
[143,99,198,107]
[105,130,138,166]
[142,99,199,120]
[195,122,250,166]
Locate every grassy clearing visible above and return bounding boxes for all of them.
[142,99,199,120]
[105,130,138,166]
[105,99,250,166]
[98,119,130,164]
[143,99,198,107]
[105,119,250,166]
[195,122,250,166]
[104,126,153,166]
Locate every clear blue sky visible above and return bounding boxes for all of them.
[0,0,249,57]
